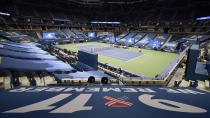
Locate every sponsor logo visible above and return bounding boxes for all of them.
[104,96,133,108]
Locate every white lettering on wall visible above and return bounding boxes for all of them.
[121,88,138,92]
[102,88,121,92]
[50,94,92,113]
[4,94,71,113]
[138,94,207,113]
[64,88,85,92]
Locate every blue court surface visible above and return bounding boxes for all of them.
[75,44,145,61]
[0,86,210,118]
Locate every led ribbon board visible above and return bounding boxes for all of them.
[196,16,210,20]
[0,86,209,118]
[91,21,121,24]
[0,12,10,16]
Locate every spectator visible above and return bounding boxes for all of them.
[118,68,122,74]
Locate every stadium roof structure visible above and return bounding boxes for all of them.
[0,0,209,23]
[67,0,147,5]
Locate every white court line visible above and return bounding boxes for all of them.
[76,44,145,62]
[98,47,146,62]
[125,53,147,62]
[97,50,146,62]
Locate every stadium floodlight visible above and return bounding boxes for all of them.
[196,16,210,21]
[90,21,121,24]
[0,12,10,16]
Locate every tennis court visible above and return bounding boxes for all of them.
[57,42,178,77]
[75,44,145,61]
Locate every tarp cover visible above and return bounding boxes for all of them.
[54,71,113,80]
[0,48,57,60]
[0,31,33,41]
[0,44,47,54]
[0,56,74,72]
[0,86,209,118]
[0,41,37,46]
[0,41,39,49]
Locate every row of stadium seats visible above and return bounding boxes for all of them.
[3,30,209,55]
[116,32,129,41]
[72,29,87,38]
[46,46,78,66]
[26,29,87,40]
[147,33,170,48]
[199,44,209,62]
[135,33,157,47]
[105,33,210,53]
[0,71,57,90]
[7,29,207,55]
[97,32,113,39]
[174,79,210,89]
[98,62,140,78]
[63,29,77,38]
[133,33,147,45]
[118,32,136,44]
[54,29,67,39]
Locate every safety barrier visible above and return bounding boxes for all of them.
[98,62,140,77]
[116,47,190,86]
[121,78,166,86]
[157,46,189,80]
